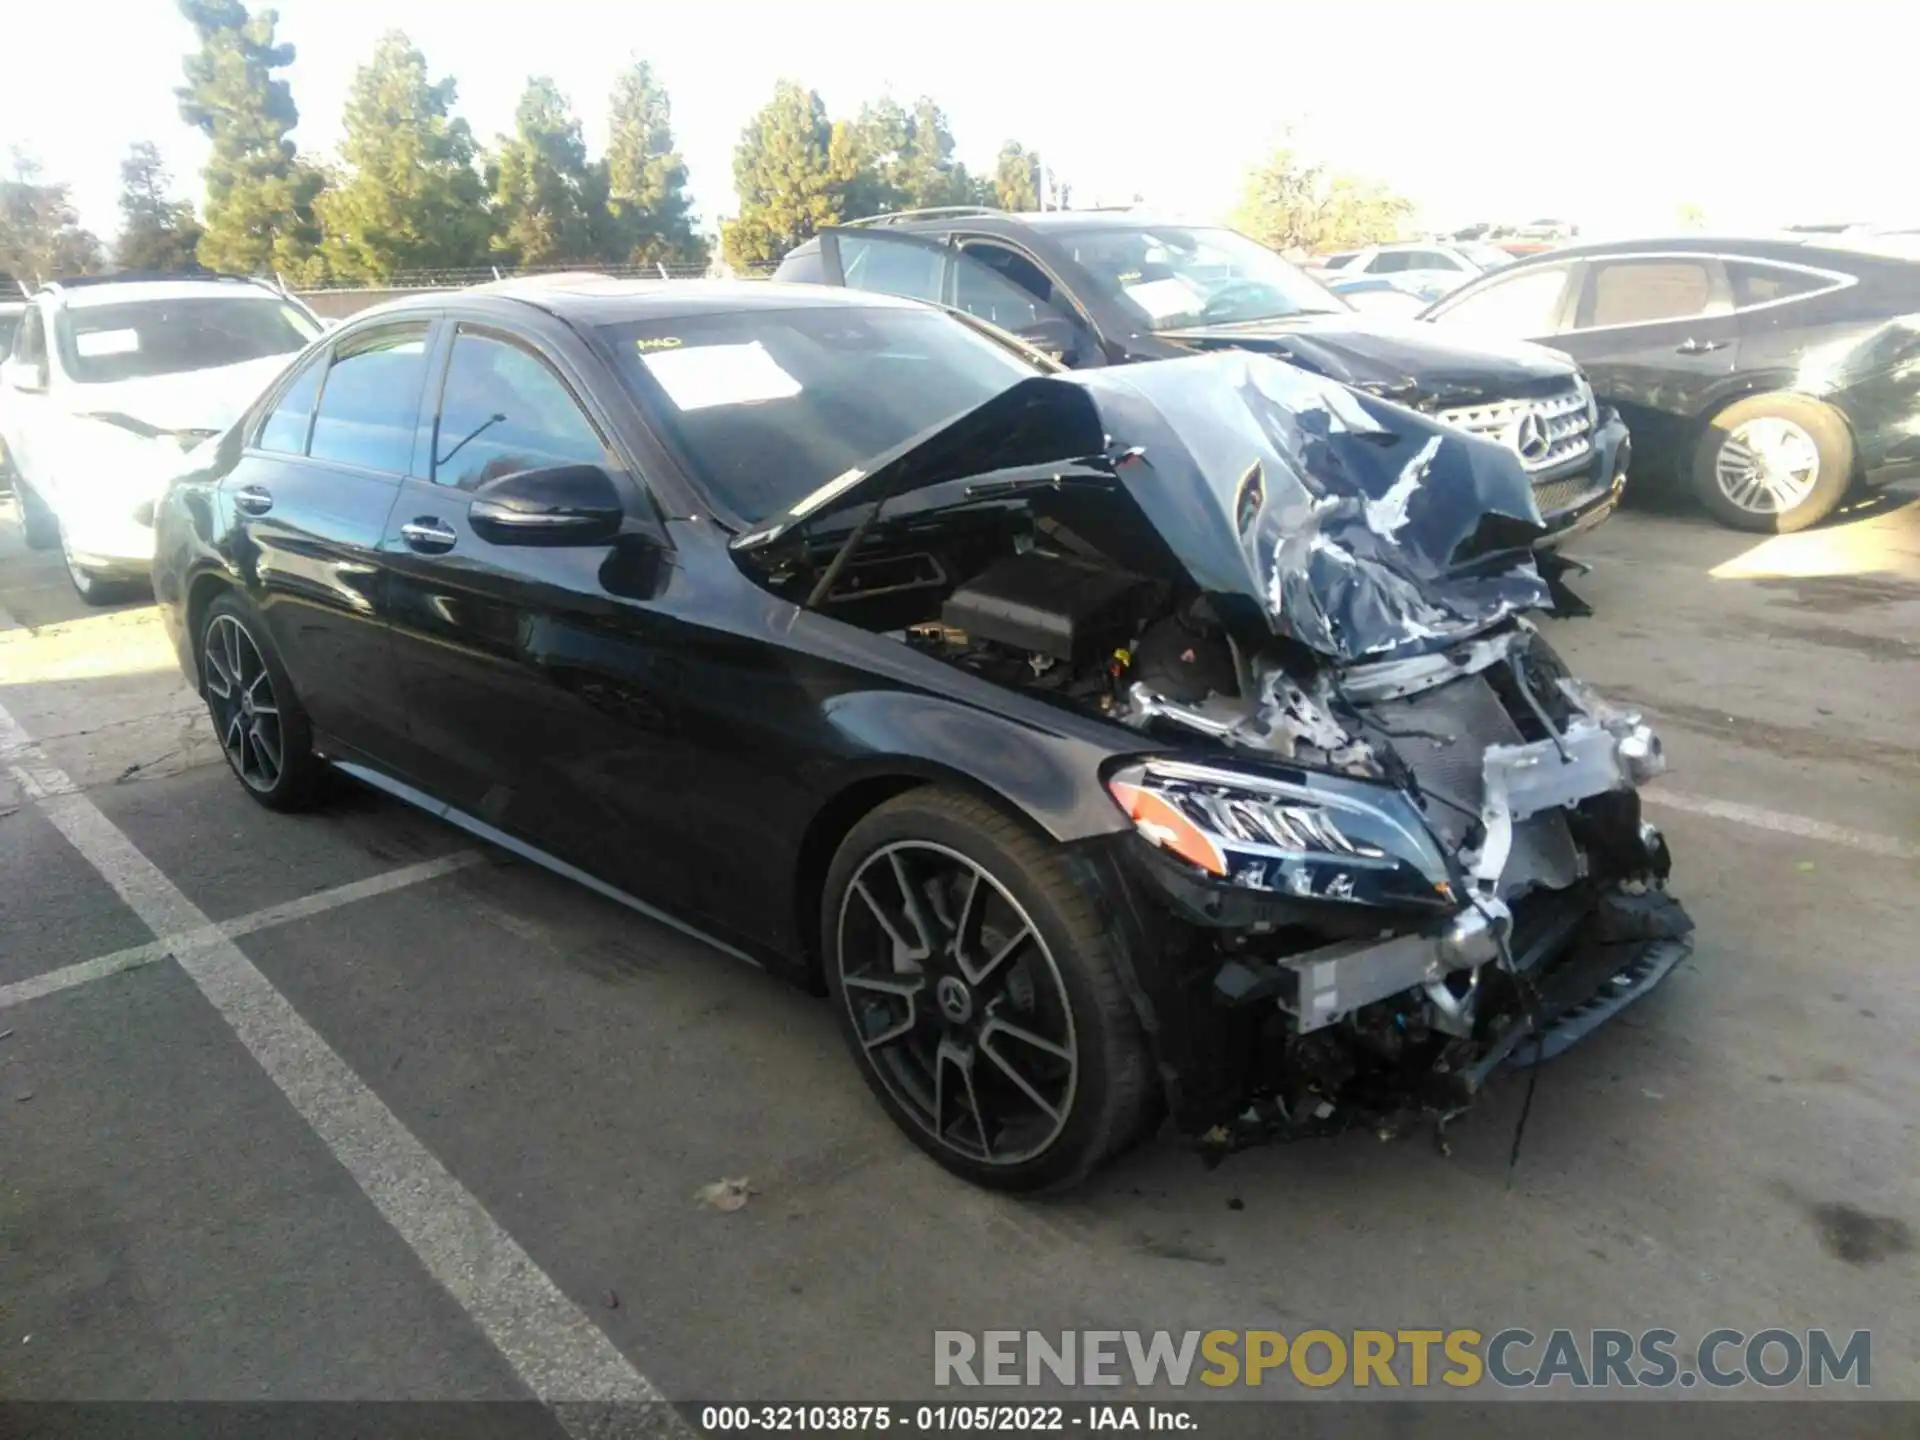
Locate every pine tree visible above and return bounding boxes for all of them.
[115,143,204,271]
[313,32,489,281]
[602,60,706,270]
[487,78,597,267]
[993,142,1042,212]
[723,81,847,269]
[175,0,323,277]
[0,149,103,283]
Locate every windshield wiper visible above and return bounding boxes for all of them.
[962,472,1116,500]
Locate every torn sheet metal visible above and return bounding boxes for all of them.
[739,351,1556,665]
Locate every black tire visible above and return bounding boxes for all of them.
[200,592,327,811]
[1690,392,1855,533]
[822,788,1157,1193]
[59,521,143,607]
[17,483,59,550]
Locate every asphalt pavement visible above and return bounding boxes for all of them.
[2,483,1916,1421]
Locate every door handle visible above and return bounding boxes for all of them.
[1675,338,1727,354]
[400,517,457,554]
[234,484,273,515]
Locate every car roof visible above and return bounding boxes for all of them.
[1497,234,1919,267]
[357,277,938,327]
[43,276,293,310]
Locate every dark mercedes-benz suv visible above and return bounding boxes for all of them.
[774,209,1630,546]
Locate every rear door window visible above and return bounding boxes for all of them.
[1578,259,1720,328]
[1727,261,1837,308]
[308,323,432,474]
[835,233,946,304]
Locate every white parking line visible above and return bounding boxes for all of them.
[1644,789,1919,862]
[0,700,688,1435]
[0,851,484,1012]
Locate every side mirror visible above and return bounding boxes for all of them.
[468,464,625,547]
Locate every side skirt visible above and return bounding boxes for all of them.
[327,759,764,971]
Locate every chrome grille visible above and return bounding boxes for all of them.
[1437,380,1594,475]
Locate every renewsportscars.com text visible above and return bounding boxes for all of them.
[934,1328,1871,1391]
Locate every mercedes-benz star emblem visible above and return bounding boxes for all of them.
[1512,410,1551,462]
[935,975,973,1024]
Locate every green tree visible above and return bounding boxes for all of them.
[1676,201,1707,230]
[723,81,847,269]
[312,32,488,281]
[487,77,598,266]
[115,142,204,271]
[992,142,1041,211]
[0,149,103,283]
[176,0,324,277]
[852,97,977,213]
[602,60,706,269]
[1232,144,1412,254]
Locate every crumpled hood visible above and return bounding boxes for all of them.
[1154,313,1578,407]
[65,354,295,438]
[745,350,1555,666]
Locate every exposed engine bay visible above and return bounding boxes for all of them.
[737,351,1693,1153]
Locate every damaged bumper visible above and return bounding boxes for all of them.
[1105,634,1693,1148]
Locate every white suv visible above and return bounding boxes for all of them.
[0,273,323,603]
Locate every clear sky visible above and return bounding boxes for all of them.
[6,0,1913,247]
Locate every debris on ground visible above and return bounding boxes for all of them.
[605,1289,620,1310]
[1227,1197,1245,1211]
[15,1091,33,1103]
[696,1177,755,1213]
[0,1029,13,1041]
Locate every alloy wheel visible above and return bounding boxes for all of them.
[59,524,96,597]
[203,613,285,793]
[1714,416,1820,514]
[836,841,1079,1165]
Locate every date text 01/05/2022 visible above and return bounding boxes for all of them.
[699,1404,1194,1431]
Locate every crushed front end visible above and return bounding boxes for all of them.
[1098,621,1692,1153]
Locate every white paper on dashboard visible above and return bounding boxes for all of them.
[640,341,803,411]
[75,328,142,357]
[1120,277,1207,321]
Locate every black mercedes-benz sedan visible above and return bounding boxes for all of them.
[1422,235,1920,531]
[153,278,1691,1192]
[774,211,1631,547]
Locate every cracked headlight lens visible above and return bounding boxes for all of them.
[1106,759,1386,876]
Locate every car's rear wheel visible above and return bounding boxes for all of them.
[201,593,326,811]
[822,789,1157,1192]
[1691,392,1854,533]
[17,483,59,550]
[59,521,142,607]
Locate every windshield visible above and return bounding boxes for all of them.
[56,295,320,384]
[598,304,1039,524]
[1054,224,1349,329]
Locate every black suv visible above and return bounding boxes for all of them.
[1422,235,1920,531]
[776,208,1630,545]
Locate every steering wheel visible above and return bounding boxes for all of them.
[1199,280,1278,321]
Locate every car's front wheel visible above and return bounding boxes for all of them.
[822,789,1158,1192]
[1691,392,1855,533]
[201,593,326,811]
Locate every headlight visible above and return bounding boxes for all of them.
[1105,758,1456,907]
